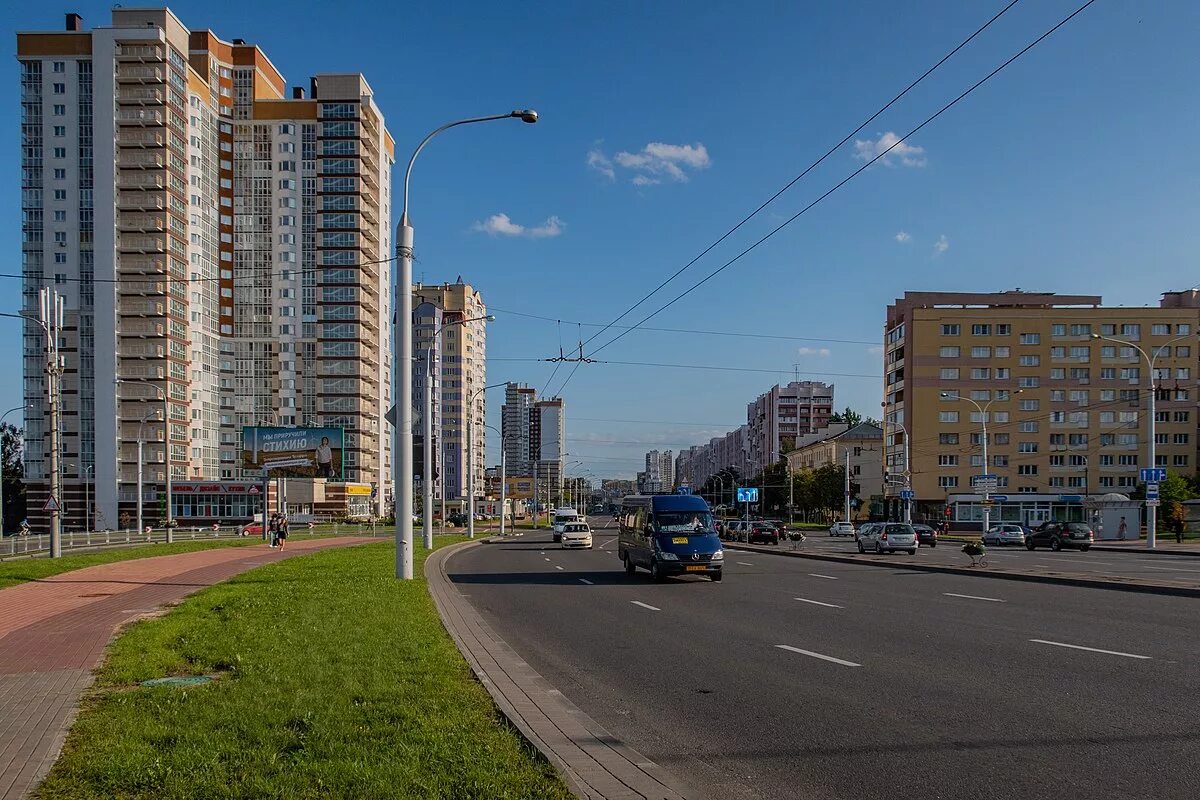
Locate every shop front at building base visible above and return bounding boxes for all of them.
[945,493,1140,535]
[117,480,376,528]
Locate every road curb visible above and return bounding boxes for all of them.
[1089,544,1200,557]
[426,540,693,800]
[723,542,1200,598]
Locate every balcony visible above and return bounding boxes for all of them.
[117,175,165,191]
[120,280,166,296]
[118,191,166,211]
[120,343,165,358]
[119,256,166,275]
[118,152,166,169]
[118,214,166,232]
[120,300,165,317]
[121,322,165,338]
[116,66,166,83]
[117,109,165,126]
[118,88,166,105]
[118,235,166,253]
[120,131,165,147]
[116,45,166,62]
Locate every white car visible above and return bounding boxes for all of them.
[829,521,856,537]
[982,524,1026,547]
[560,522,593,549]
[856,522,918,555]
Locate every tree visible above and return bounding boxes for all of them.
[1159,472,1195,503]
[1,423,26,532]
[830,407,863,427]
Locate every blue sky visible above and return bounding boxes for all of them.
[3,0,1198,478]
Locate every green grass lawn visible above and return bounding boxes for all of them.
[34,537,572,800]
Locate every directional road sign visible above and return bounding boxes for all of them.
[736,487,759,503]
[971,474,999,491]
[1140,468,1167,483]
[899,489,914,500]
[991,495,1008,502]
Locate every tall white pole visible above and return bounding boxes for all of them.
[136,439,143,533]
[423,345,434,550]
[981,403,991,535]
[843,450,851,522]
[499,443,506,537]
[163,386,173,543]
[1147,354,1157,549]
[395,219,415,578]
[467,397,475,540]
[903,422,912,524]
[85,465,91,534]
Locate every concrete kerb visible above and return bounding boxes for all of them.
[426,539,693,800]
[723,542,1200,599]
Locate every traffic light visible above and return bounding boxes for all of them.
[413,435,441,482]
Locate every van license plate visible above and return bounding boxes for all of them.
[685,565,706,572]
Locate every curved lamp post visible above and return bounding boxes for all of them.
[395,110,538,580]
[940,389,1022,534]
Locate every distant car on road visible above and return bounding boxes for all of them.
[552,507,581,544]
[446,512,467,527]
[747,522,780,545]
[1026,522,1092,552]
[854,522,879,542]
[560,522,593,549]
[857,522,918,555]
[829,521,856,537]
[240,521,263,536]
[982,524,1027,547]
[912,523,938,548]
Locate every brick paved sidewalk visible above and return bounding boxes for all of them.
[0,536,374,800]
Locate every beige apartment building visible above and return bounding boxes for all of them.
[18,9,394,530]
[786,422,883,521]
[413,281,489,506]
[883,291,1199,528]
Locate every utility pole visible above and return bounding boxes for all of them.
[422,345,434,549]
[843,450,851,523]
[39,288,64,557]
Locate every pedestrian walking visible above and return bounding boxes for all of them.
[277,515,289,551]
[268,514,279,548]
[1118,516,1128,540]
[1175,516,1185,544]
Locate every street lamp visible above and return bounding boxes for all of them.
[116,378,172,542]
[135,408,160,534]
[484,423,508,537]
[394,109,539,580]
[940,389,1023,534]
[63,462,94,533]
[465,381,509,540]
[0,404,30,535]
[422,313,495,550]
[1092,332,1196,549]
[881,402,912,524]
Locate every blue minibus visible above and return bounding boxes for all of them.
[617,494,723,581]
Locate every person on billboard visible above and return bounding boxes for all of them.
[316,436,335,479]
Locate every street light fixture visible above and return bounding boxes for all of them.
[116,377,173,542]
[881,401,912,524]
[1091,332,1196,549]
[422,313,495,550]
[484,422,509,537]
[465,381,509,540]
[940,388,1023,534]
[394,109,539,580]
[135,408,160,534]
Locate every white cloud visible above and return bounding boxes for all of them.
[894,231,911,243]
[472,213,565,239]
[853,132,927,167]
[586,148,614,181]
[797,346,831,358]
[589,141,711,185]
[933,234,949,255]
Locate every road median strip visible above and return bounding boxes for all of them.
[723,542,1200,598]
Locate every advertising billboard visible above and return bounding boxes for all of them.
[242,426,344,479]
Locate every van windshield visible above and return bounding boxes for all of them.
[655,511,715,533]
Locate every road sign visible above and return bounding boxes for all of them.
[42,495,61,512]
[970,474,999,491]
[1146,499,1161,507]
[1140,468,1167,483]
[991,495,1008,502]
[675,487,691,495]
[736,487,759,503]
[1146,482,1159,500]
[1058,495,1083,503]
[248,485,260,495]
[899,489,914,500]
[981,499,995,507]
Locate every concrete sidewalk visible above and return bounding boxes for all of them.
[0,536,373,800]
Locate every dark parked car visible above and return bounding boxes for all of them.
[446,512,468,527]
[912,524,938,548]
[1026,522,1093,552]
[748,522,780,545]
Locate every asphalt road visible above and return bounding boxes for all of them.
[448,523,1200,800]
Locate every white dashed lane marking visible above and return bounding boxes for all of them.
[775,644,861,667]
[1029,639,1151,660]
[579,578,594,585]
[943,592,1006,603]
[631,601,661,612]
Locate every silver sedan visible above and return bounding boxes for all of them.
[982,524,1026,546]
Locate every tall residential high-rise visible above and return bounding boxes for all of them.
[746,381,834,475]
[640,449,675,492]
[18,9,394,531]
[413,281,488,504]
[500,382,565,502]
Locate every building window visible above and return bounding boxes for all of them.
[1069,346,1090,360]
[992,412,1009,423]
[1175,455,1189,467]
[939,411,959,423]
[53,82,65,94]
[971,346,992,358]
[1019,421,1038,433]
[1050,347,1066,359]
[1070,324,1091,336]
[53,147,66,158]
[1120,324,1140,337]
[939,346,960,357]
[995,368,1010,379]
[1050,368,1065,380]
[52,61,65,72]
[1019,333,1040,345]
[938,476,958,488]
[941,324,960,336]
[1175,411,1190,423]
[940,368,959,380]
[53,125,66,137]
[995,346,1010,357]
[1174,434,1190,445]
[1018,355,1039,366]
[1177,368,1191,379]
[971,324,991,336]
[970,368,990,380]
[938,455,958,466]
[53,104,65,116]
[1018,377,1039,388]
[970,390,991,401]
[1151,323,1170,336]
[1017,464,1038,475]
[1177,324,1191,335]
[1051,324,1066,336]
[1018,442,1038,453]
[996,324,1011,336]
[939,433,959,445]
[994,433,1010,445]
[1177,346,1190,358]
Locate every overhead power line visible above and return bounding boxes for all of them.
[488,357,881,380]
[572,0,1025,353]
[582,0,1098,362]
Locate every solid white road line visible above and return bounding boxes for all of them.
[943,592,1006,603]
[579,578,594,585]
[775,644,861,667]
[808,573,839,580]
[1029,639,1151,660]
[555,565,564,570]
[631,600,661,612]
[1143,565,1200,573]
[794,597,844,609]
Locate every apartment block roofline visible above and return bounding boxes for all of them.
[887,290,1104,328]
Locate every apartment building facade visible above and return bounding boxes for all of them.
[500,383,565,503]
[639,449,675,492]
[18,9,393,531]
[746,381,834,474]
[413,281,488,504]
[883,291,1199,528]
[785,422,884,520]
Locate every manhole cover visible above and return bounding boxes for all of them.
[140,675,214,688]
